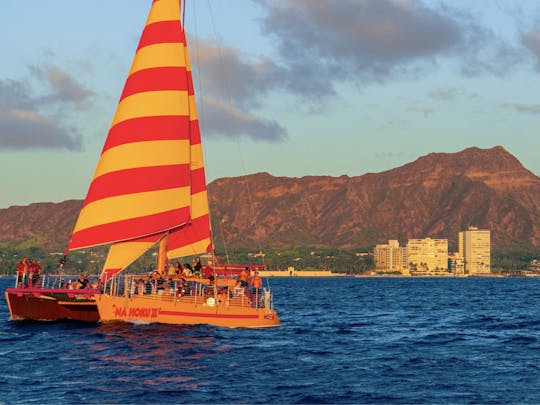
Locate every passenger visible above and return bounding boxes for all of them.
[181,263,193,278]
[249,271,263,292]
[145,278,153,294]
[167,263,176,277]
[218,288,228,304]
[156,274,166,293]
[136,279,145,295]
[193,257,202,276]
[249,271,263,306]
[15,257,29,287]
[90,278,99,289]
[238,267,249,287]
[78,274,89,289]
[233,280,245,297]
[177,280,186,297]
[29,259,42,288]
[174,261,181,275]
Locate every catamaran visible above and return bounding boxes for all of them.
[5,0,280,328]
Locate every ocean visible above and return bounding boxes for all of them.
[1,276,540,404]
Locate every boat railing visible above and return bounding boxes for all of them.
[11,274,100,290]
[102,274,273,310]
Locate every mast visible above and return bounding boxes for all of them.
[157,234,169,274]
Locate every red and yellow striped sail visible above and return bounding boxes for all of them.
[167,27,212,260]
[67,0,212,277]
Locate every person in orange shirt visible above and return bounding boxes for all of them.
[249,271,263,305]
[238,267,250,287]
[16,257,29,287]
[28,259,42,288]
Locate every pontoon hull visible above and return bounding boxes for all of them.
[4,288,99,322]
[96,294,280,328]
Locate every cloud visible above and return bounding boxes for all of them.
[189,37,287,140]
[255,0,526,96]
[407,107,433,117]
[258,0,463,88]
[199,96,287,142]
[522,31,540,70]
[0,77,83,151]
[190,37,282,109]
[28,65,94,107]
[0,107,83,151]
[503,102,540,114]
[428,88,478,101]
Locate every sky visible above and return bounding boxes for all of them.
[1,0,540,209]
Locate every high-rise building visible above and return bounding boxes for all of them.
[373,240,407,273]
[407,237,448,274]
[458,227,491,275]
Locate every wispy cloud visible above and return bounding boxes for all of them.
[407,106,433,117]
[0,65,91,151]
[28,65,94,108]
[428,88,478,101]
[522,31,540,70]
[503,102,540,114]
[200,96,286,142]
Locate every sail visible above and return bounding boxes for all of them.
[101,233,163,282]
[67,0,193,251]
[167,30,213,259]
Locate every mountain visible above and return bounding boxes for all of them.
[1,146,539,252]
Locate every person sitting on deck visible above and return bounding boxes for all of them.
[29,259,42,288]
[218,288,228,304]
[167,263,176,277]
[193,257,202,277]
[181,263,193,278]
[233,280,245,297]
[15,257,29,287]
[150,269,161,280]
[176,280,187,297]
[78,274,89,289]
[90,278,100,289]
[174,261,181,276]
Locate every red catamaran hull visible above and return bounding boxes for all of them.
[4,288,99,322]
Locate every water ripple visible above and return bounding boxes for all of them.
[2,277,540,403]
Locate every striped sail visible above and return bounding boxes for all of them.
[67,0,212,277]
[167,29,213,259]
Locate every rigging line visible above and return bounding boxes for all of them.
[190,0,230,265]
[204,0,268,270]
[181,0,186,27]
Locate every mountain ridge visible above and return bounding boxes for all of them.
[1,146,539,252]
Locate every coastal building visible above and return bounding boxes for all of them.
[407,237,448,274]
[458,227,491,275]
[449,252,465,276]
[373,240,407,273]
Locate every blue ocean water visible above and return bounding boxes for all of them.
[2,276,540,404]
